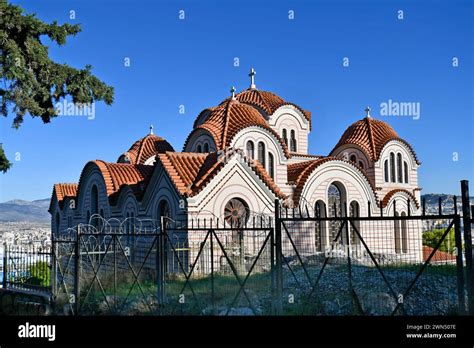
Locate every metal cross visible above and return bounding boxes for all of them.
[365,106,371,117]
[249,68,256,89]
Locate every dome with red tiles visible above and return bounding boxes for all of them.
[185,98,289,156]
[217,89,311,127]
[331,116,420,164]
[118,133,174,165]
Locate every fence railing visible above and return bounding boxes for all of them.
[2,244,51,293]
[2,180,473,316]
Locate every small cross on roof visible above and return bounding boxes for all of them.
[249,68,256,89]
[365,106,371,118]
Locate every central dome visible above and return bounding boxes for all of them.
[186,99,271,150]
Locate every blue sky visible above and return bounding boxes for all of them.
[1,0,473,202]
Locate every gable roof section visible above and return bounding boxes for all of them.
[331,117,420,164]
[288,157,378,205]
[49,183,78,212]
[156,150,286,199]
[76,160,154,206]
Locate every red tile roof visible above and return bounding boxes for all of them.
[423,246,456,263]
[119,134,174,165]
[76,160,154,205]
[331,117,420,164]
[95,160,154,202]
[49,183,78,212]
[381,189,420,209]
[288,157,378,205]
[157,149,286,199]
[234,89,312,128]
[184,99,290,157]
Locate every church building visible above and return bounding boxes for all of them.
[49,69,423,261]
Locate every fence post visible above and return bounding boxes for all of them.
[74,225,81,315]
[461,180,474,314]
[274,199,283,315]
[157,217,165,308]
[2,243,7,289]
[210,228,215,314]
[454,214,466,313]
[51,240,57,297]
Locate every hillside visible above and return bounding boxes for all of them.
[0,198,50,223]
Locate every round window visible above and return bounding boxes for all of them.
[224,198,249,228]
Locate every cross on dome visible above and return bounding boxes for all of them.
[230,86,236,100]
[365,106,371,118]
[249,68,256,89]
[149,124,154,135]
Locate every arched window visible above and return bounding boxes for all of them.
[203,142,209,153]
[394,211,401,254]
[99,209,104,231]
[290,130,297,152]
[350,154,357,163]
[268,152,275,179]
[397,153,403,183]
[349,201,360,245]
[197,145,202,153]
[258,142,266,167]
[384,160,389,182]
[55,213,60,235]
[390,152,396,182]
[67,215,72,228]
[328,183,345,244]
[158,200,170,229]
[282,129,288,146]
[315,200,326,252]
[401,212,408,253]
[91,185,99,215]
[91,185,99,229]
[404,161,408,184]
[358,161,364,169]
[246,141,255,159]
[126,212,130,233]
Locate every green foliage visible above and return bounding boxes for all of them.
[27,261,51,287]
[0,0,114,171]
[423,228,456,254]
[0,145,12,172]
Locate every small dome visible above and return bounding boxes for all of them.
[118,134,174,165]
[331,117,419,163]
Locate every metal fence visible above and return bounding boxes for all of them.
[2,244,51,293]
[2,181,473,316]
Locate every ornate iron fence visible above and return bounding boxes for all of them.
[3,181,473,316]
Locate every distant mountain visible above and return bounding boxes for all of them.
[421,193,474,204]
[0,198,50,223]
